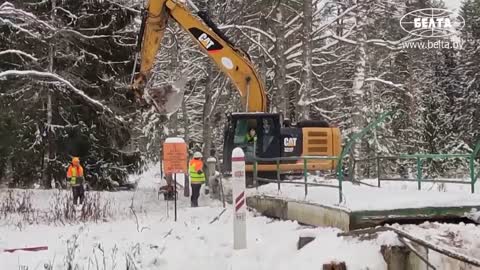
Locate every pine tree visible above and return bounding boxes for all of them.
[0,0,140,188]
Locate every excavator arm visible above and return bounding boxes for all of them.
[131,0,267,112]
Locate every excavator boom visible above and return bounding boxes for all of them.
[131,0,267,113]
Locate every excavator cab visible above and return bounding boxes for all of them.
[222,113,282,173]
[222,112,342,185]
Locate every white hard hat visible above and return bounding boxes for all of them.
[193,152,202,158]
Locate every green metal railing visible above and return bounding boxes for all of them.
[252,155,341,198]
[335,111,394,202]
[249,108,479,203]
[371,144,480,193]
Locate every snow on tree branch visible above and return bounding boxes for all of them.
[55,29,122,40]
[285,42,302,56]
[329,34,358,45]
[105,0,141,14]
[0,17,42,39]
[313,3,359,36]
[0,70,125,122]
[285,25,301,39]
[54,7,78,24]
[219,24,276,42]
[0,1,55,31]
[0,50,38,62]
[300,95,337,106]
[365,77,403,89]
[285,13,301,29]
[235,29,277,64]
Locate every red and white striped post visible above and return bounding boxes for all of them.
[232,147,247,250]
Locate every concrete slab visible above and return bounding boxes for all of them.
[247,195,480,231]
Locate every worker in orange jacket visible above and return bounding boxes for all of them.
[189,152,205,207]
[67,157,85,205]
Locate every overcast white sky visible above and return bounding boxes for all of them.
[444,0,462,11]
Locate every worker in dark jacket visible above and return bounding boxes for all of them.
[189,152,205,207]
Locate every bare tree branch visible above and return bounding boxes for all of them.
[218,24,276,42]
[0,70,124,122]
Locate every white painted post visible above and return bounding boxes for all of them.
[232,147,247,250]
[207,156,217,198]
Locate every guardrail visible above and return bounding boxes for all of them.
[354,150,480,193]
[252,155,341,198]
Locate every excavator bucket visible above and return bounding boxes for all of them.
[146,78,186,115]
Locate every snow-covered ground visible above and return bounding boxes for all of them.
[0,165,388,270]
[250,176,480,211]
[1,165,480,270]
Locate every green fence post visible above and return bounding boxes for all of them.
[470,140,480,193]
[276,160,280,191]
[335,111,393,203]
[304,159,308,197]
[338,164,343,203]
[376,156,381,187]
[253,160,258,189]
[416,157,422,190]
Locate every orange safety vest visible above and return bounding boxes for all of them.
[67,165,84,185]
[189,159,205,183]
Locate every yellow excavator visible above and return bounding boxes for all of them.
[130,0,342,184]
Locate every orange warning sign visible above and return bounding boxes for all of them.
[163,142,188,174]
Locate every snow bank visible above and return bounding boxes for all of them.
[0,205,388,270]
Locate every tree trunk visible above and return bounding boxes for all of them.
[273,1,287,115]
[298,0,313,120]
[182,99,190,145]
[351,2,367,159]
[202,65,214,159]
[44,0,56,189]
[167,112,178,136]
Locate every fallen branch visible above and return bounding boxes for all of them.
[389,226,480,267]
[1,246,48,253]
[398,237,436,270]
[209,208,227,224]
[339,226,480,267]
[163,229,173,238]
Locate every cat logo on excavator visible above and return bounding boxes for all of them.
[284,137,297,153]
[198,33,214,49]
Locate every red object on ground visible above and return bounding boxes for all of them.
[2,246,48,253]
